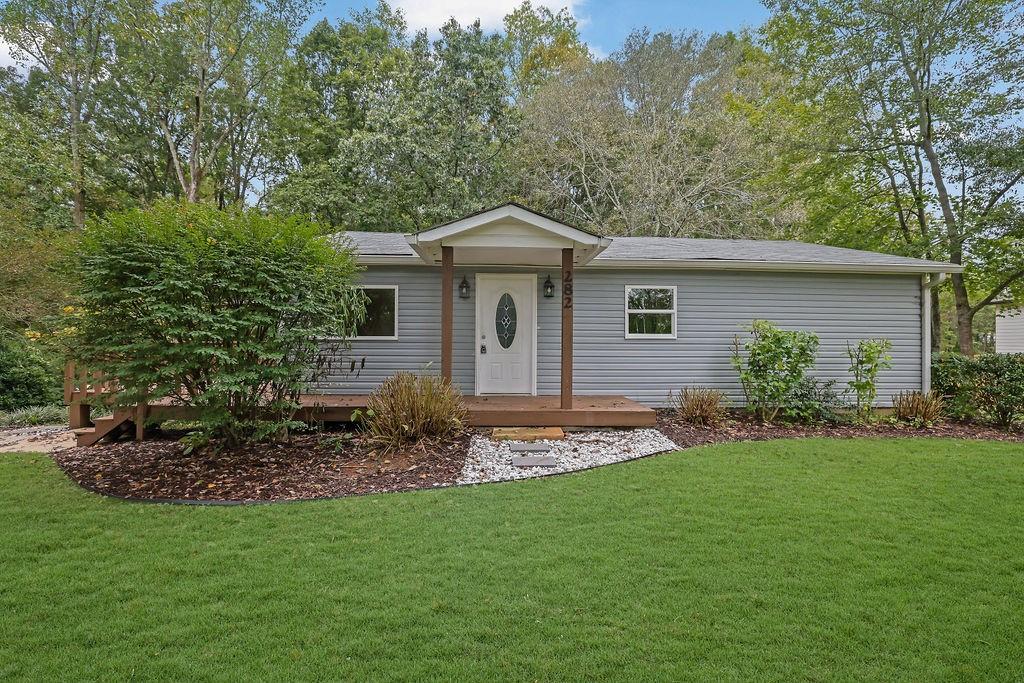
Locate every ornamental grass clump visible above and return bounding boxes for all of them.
[361,373,466,454]
[892,391,944,428]
[671,387,726,426]
[68,202,365,449]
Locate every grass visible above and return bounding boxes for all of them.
[0,404,67,427]
[2,438,1023,681]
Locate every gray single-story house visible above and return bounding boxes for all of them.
[996,304,1024,353]
[319,203,960,412]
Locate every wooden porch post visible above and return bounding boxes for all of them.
[441,246,454,381]
[561,248,574,409]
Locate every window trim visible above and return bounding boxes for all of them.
[354,285,399,340]
[624,285,677,340]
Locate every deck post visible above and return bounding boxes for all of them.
[561,248,574,410]
[441,245,454,381]
[135,404,148,441]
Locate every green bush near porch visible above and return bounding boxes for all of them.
[67,202,365,447]
[2,438,1022,680]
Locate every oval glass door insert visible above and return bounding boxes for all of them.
[495,293,517,348]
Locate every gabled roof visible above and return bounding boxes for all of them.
[405,203,610,266]
[330,206,962,274]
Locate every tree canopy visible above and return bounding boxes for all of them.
[2,0,1022,354]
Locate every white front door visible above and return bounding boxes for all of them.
[476,274,536,395]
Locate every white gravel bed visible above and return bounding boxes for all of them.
[458,428,679,484]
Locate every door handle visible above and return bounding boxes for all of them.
[480,343,487,354]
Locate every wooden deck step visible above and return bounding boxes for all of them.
[73,409,134,447]
[492,427,565,441]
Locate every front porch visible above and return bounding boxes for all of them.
[289,394,655,428]
[67,391,655,447]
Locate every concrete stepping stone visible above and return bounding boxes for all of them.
[509,442,552,453]
[510,455,558,468]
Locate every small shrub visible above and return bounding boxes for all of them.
[360,373,466,454]
[892,391,944,428]
[971,354,1024,428]
[933,353,1024,428]
[931,354,976,421]
[671,387,726,426]
[0,404,67,428]
[846,338,892,420]
[781,377,844,424]
[732,320,820,422]
[0,337,61,411]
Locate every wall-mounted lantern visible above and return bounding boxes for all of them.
[459,276,471,299]
[543,275,555,298]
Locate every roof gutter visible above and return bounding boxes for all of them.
[582,258,963,275]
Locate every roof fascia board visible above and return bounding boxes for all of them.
[411,205,603,246]
[582,258,963,274]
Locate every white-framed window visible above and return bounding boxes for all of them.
[355,285,398,340]
[624,285,676,339]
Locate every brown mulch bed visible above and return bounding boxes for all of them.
[49,414,1023,505]
[51,430,471,504]
[656,410,1024,450]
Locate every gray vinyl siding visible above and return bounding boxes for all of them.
[996,307,1024,353]
[313,267,441,393]
[316,266,923,406]
[573,270,921,406]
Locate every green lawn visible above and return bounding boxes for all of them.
[2,439,1023,681]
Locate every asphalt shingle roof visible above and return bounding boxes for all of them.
[333,230,954,271]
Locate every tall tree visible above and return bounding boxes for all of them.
[117,0,311,203]
[514,29,792,237]
[268,3,409,223]
[270,10,517,230]
[0,0,115,228]
[763,0,1024,355]
[0,96,73,334]
[502,0,587,104]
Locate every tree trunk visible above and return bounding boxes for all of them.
[69,94,86,229]
[951,274,974,356]
[931,293,942,352]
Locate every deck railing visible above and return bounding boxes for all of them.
[64,362,119,428]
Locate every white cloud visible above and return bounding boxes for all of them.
[394,0,584,33]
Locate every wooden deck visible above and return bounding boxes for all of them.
[65,359,655,446]
[146,394,656,428]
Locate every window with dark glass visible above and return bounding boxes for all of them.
[625,286,676,338]
[496,293,517,348]
[355,286,397,338]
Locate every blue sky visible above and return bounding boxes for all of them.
[316,1,770,56]
[0,1,769,67]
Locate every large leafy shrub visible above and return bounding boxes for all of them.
[846,338,892,420]
[732,320,820,422]
[0,336,61,411]
[360,373,466,454]
[69,202,364,447]
[933,353,1024,428]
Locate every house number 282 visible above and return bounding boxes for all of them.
[562,270,573,309]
